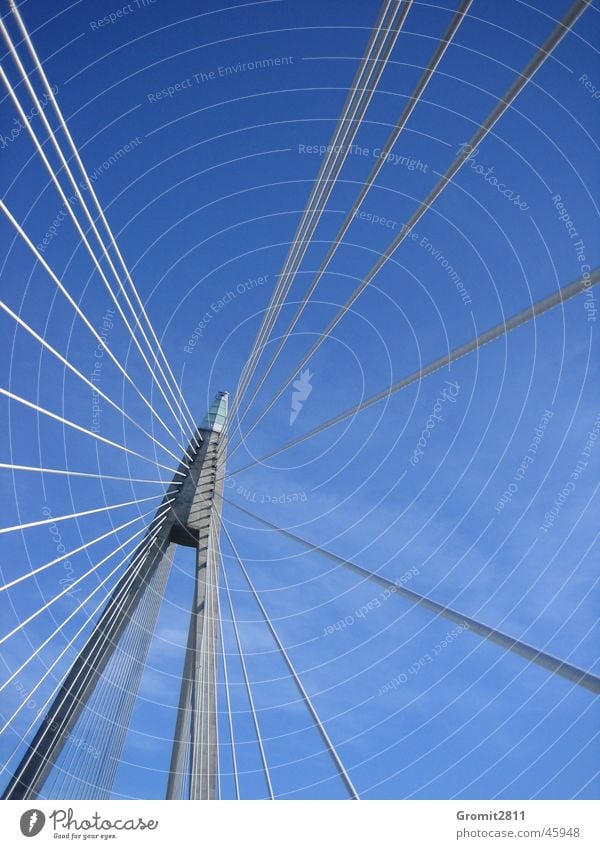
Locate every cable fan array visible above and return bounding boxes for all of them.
[0,0,597,801]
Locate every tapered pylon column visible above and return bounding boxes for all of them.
[167,391,227,799]
[3,392,228,801]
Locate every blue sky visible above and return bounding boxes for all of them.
[0,0,598,800]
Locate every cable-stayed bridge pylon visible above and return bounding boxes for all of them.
[2,394,229,801]
[0,0,598,803]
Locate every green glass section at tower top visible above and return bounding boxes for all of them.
[202,391,228,433]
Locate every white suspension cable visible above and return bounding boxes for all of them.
[57,540,171,799]
[0,492,165,537]
[214,545,222,801]
[220,538,274,799]
[2,512,169,794]
[227,0,405,430]
[226,0,397,427]
[13,507,171,798]
[228,0,591,453]
[0,519,164,679]
[0,386,182,474]
[217,550,241,800]
[0,65,195,451]
[0,521,165,739]
[229,267,600,476]
[7,2,198,438]
[226,0,412,433]
[227,500,600,696]
[0,462,169,485]
[0,496,175,592]
[228,0,474,451]
[222,524,360,800]
[53,548,161,798]
[0,300,186,465]
[1,200,193,456]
